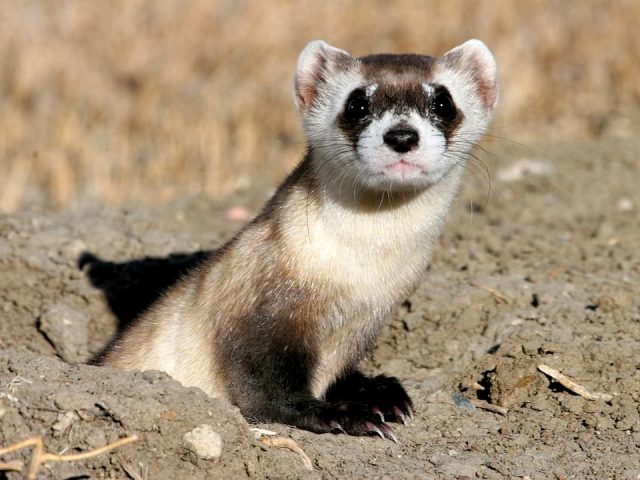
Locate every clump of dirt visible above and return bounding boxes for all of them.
[1,138,639,478]
[0,351,259,479]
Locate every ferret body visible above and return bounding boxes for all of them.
[100,39,498,438]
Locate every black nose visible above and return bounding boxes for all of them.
[383,127,420,153]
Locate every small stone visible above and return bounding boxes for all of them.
[183,424,222,460]
[451,393,476,413]
[402,311,424,331]
[496,158,552,182]
[616,198,633,212]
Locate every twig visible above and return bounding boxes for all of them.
[260,436,313,471]
[0,460,23,473]
[475,285,512,305]
[470,382,485,391]
[0,434,138,480]
[472,399,508,416]
[537,364,612,402]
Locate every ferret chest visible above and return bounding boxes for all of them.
[284,199,436,303]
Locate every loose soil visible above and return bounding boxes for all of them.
[1,138,639,479]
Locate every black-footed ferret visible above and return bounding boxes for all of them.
[99,39,498,439]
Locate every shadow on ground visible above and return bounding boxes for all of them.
[78,250,213,361]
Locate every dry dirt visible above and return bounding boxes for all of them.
[1,138,639,479]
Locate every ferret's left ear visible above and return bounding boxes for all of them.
[441,39,498,112]
[293,40,356,113]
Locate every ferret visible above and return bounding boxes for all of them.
[98,39,498,440]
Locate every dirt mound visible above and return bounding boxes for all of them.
[1,139,639,478]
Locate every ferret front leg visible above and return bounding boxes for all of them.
[218,338,396,439]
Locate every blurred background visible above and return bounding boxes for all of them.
[0,0,638,212]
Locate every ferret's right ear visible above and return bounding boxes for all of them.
[294,40,355,113]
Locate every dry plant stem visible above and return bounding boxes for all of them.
[0,437,41,457]
[0,434,138,480]
[473,400,508,416]
[260,436,313,471]
[475,285,512,305]
[537,364,613,402]
[0,460,23,472]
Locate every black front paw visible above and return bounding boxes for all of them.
[326,373,414,424]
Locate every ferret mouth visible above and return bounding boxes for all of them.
[381,160,425,177]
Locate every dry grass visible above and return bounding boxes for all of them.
[0,0,638,211]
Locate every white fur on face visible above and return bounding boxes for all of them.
[302,70,367,190]
[355,109,449,191]
[299,39,497,196]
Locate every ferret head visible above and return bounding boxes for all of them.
[294,40,498,193]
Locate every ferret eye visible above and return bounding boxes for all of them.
[346,94,370,120]
[431,89,456,120]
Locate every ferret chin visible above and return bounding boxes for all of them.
[98,39,498,440]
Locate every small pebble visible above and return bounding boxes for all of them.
[496,158,552,182]
[183,424,222,460]
[451,393,476,413]
[616,198,633,212]
[402,311,424,331]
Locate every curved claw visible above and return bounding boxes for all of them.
[379,424,399,444]
[365,422,386,440]
[404,402,414,420]
[372,406,386,423]
[329,420,346,434]
[392,406,407,425]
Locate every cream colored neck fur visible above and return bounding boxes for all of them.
[282,159,465,306]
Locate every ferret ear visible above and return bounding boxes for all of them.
[293,40,356,112]
[440,39,498,112]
